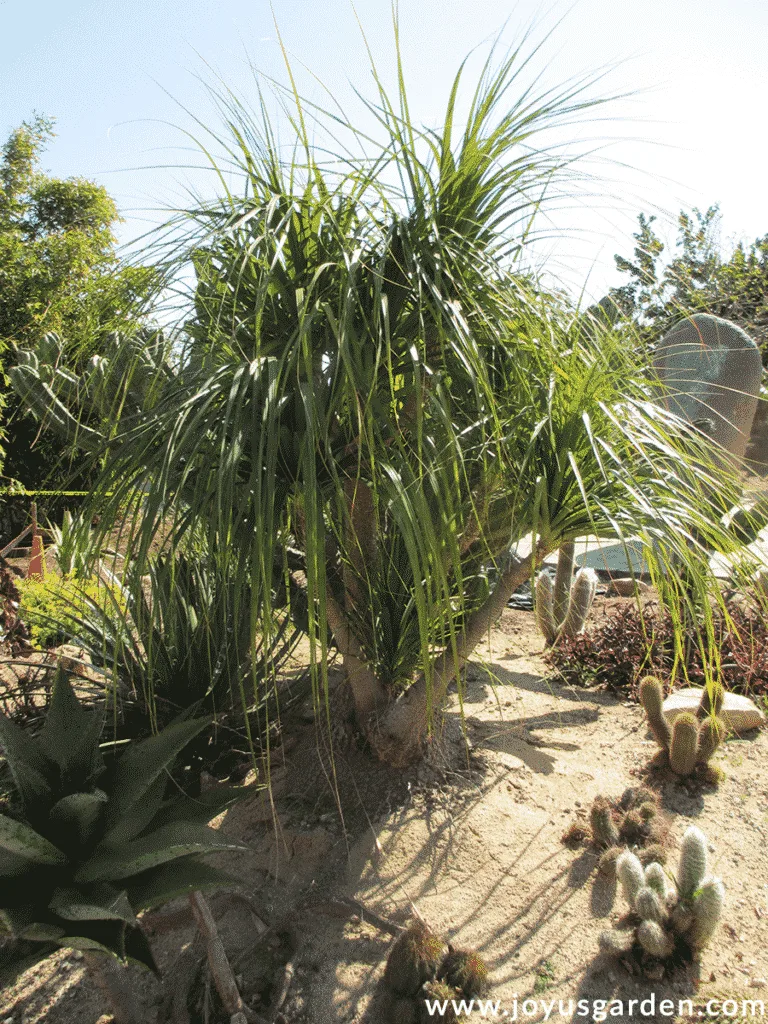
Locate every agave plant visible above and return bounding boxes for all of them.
[0,669,249,1021]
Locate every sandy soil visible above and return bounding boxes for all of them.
[1,601,767,1024]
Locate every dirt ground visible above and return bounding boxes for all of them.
[1,598,767,1024]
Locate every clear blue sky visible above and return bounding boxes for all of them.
[1,0,766,300]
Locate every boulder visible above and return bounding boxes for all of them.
[654,314,762,464]
[662,687,765,733]
[606,578,651,597]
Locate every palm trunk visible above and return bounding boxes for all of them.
[324,592,388,721]
[553,541,575,626]
[369,549,538,766]
[326,478,391,722]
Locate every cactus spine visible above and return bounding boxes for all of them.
[534,545,597,646]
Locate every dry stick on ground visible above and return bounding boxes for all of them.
[146,890,269,937]
[317,896,407,936]
[267,960,294,1021]
[188,891,268,1024]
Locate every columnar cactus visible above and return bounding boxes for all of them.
[535,544,598,645]
[590,796,619,849]
[638,676,671,749]
[639,676,726,776]
[600,825,725,964]
[677,825,707,901]
[669,713,699,776]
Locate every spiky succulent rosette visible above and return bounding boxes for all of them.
[0,669,248,971]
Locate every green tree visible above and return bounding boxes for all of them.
[606,205,768,357]
[0,114,155,486]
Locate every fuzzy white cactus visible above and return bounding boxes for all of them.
[534,543,598,646]
[600,826,724,963]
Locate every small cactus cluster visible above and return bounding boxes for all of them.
[535,543,598,646]
[600,826,725,966]
[563,787,669,874]
[639,676,726,777]
[589,787,669,874]
[379,920,488,1023]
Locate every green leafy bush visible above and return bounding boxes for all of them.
[17,575,122,650]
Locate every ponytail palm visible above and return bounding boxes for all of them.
[52,22,757,764]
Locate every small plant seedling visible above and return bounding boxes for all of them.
[533,959,556,993]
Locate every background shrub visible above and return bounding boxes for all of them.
[547,600,768,702]
[17,575,119,649]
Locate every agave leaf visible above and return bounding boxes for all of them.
[151,783,246,829]
[125,855,245,911]
[123,922,159,975]
[63,914,158,972]
[55,921,127,960]
[104,717,212,828]
[0,814,67,865]
[0,848,39,878]
[49,884,136,925]
[76,821,249,883]
[0,939,58,979]
[38,670,104,783]
[49,790,108,847]
[0,905,36,935]
[99,772,169,849]
[0,714,53,809]
[18,922,67,942]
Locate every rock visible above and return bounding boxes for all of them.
[662,688,765,733]
[605,578,651,597]
[654,313,762,464]
[750,978,767,989]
